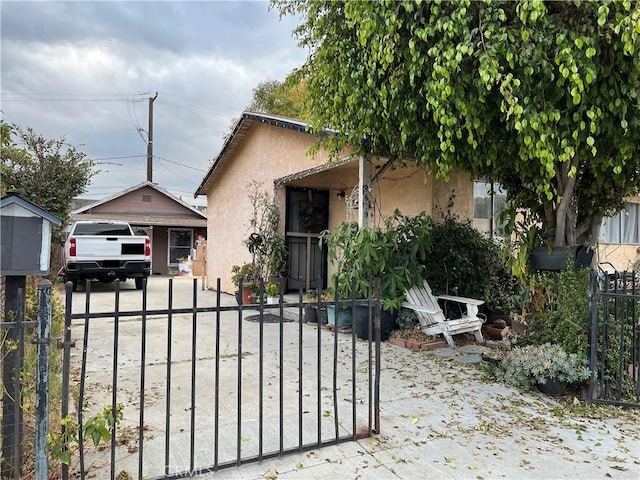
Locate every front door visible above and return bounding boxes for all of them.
[286,188,329,291]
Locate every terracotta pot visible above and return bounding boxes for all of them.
[241,283,256,305]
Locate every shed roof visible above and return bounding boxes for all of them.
[0,193,62,225]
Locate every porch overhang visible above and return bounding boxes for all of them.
[273,156,358,188]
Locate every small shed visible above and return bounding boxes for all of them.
[0,193,62,275]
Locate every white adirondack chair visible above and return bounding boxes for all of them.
[402,280,485,348]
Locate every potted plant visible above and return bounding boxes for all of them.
[495,343,591,396]
[265,282,279,304]
[267,234,288,290]
[231,262,258,305]
[302,289,329,324]
[319,210,432,333]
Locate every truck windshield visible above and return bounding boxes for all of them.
[73,224,132,236]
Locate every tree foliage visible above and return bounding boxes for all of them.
[247,77,308,119]
[274,0,640,247]
[1,121,96,232]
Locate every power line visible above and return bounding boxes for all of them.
[87,154,146,161]
[154,155,206,172]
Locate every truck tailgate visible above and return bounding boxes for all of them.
[75,237,146,258]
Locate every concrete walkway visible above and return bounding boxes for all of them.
[67,276,640,480]
[207,346,640,480]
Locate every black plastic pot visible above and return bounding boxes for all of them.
[304,305,317,323]
[530,245,594,271]
[353,305,397,341]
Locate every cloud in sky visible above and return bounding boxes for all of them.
[1,0,308,204]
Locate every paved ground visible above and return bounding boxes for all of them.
[66,276,640,480]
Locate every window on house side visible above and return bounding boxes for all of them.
[473,181,507,239]
[600,202,640,244]
[168,228,193,266]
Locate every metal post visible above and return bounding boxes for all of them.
[2,275,26,479]
[35,280,52,480]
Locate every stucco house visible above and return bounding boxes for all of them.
[195,112,494,294]
[196,112,639,294]
[70,181,207,275]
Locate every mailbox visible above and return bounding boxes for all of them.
[0,193,62,276]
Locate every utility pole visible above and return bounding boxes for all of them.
[146,92,158,182]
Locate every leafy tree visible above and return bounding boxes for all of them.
[1,121,96,237]
[248,78,308,119]
[274,0,640,247]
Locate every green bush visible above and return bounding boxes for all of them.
[496,343,591,390]
[521,264,590,359]
[422,215,518,311]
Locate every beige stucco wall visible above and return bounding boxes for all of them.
[597,194,640,271]
[204,121,479,293]
[206,123,336,292]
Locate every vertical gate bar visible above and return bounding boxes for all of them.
[350,290,357,440]
[332,276,341,441]
[236,281,243,467]
[35,280,52,480]
[165,279,174,476]
[298,288,304,451]
[62,282,73,480]
[189,277,198,473]
[279,281,284,455]
[214,279,221,470]
[138,279,148,480]
[111,280,121,480]
[631,273,639,400]
[258,282,264,460]
[77,281,93,476]
[316,282,322,445]
[588,271,598,401]
[374,280,381,434]
[365,288,373,438]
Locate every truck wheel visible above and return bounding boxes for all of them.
[135,278,144,290]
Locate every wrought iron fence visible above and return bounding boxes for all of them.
[588,270,639,407]
[61,277,381,479]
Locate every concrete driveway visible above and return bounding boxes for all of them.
[67,276,640,480]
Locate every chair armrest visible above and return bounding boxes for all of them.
[401,302,441,314]
[437,295,485,306]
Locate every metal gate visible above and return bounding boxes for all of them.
[63,277,381,479]
[588,269,640,407]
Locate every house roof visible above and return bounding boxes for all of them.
[68,213,207,228]
[0,193,62,225]
[74,181,207,219]
[194,111,323,197]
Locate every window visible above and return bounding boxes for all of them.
[473,181,507,238]
[168,229,193,266]
[600,202,640,244]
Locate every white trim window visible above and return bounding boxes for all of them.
[473,180,507,239]
[600,202,640,244]
[168,228,193,266]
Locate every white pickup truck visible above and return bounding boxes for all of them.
[63,220,151,290]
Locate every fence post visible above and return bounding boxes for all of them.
[587,269,598,401]
[34,280,52,480]
[1,276,26,479]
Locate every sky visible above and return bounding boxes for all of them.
[0,0,308,206]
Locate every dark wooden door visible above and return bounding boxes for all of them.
[286,188,329,291]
